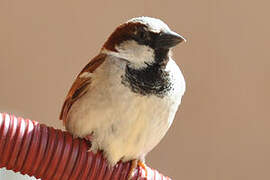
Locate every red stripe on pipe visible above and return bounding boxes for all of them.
[0,113,172,180]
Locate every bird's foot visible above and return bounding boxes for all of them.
[138,160,147,177]
[127,159,147,180]
[83,134,99,153]
[84,134,93,142]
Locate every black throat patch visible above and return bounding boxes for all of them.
[121,60,172,98]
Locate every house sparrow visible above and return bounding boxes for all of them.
[60,16,186,178]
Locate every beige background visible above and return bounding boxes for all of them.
[0,0,270,179]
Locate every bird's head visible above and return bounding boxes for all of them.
[102,17,185,69]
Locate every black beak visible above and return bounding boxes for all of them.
[155,31,186,49]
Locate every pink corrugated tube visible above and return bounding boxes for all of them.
[0,113,171,180]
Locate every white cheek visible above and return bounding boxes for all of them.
[116,40,155,69]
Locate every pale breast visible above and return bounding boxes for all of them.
[67,56,185,164]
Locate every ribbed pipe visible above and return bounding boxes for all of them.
[0,113,171,180]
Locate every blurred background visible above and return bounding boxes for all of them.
[0,0,269,179]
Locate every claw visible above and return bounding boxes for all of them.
[127,160,148,180]
[84,134,93,142]
[138,161,147,177]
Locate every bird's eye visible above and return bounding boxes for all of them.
[139,31,147,39]
[132,26,151,44]
[138,29,150,41]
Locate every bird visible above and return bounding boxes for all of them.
[60,16,186,178]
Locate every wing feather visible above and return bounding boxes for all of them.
[59,53,106,124]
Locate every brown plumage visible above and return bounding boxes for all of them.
[59,53,106,124]
[103,22,147,52]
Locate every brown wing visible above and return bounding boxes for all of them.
[59,53,106,124]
